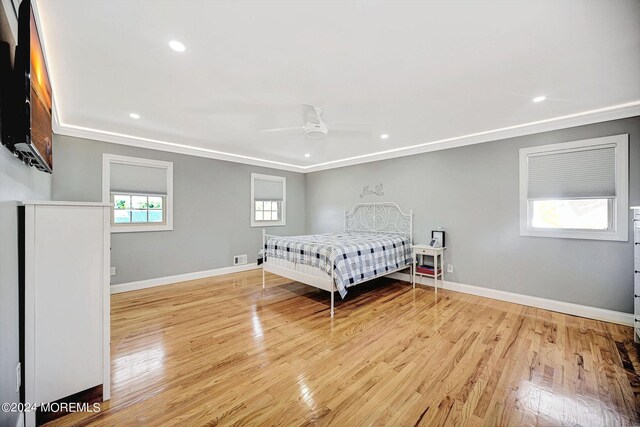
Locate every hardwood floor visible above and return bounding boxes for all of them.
[47,269,639,426]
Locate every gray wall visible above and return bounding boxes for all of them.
[52,135,306,285]
[0,150,51,426]
[306,116,640,314]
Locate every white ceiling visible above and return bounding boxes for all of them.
[35,0,640,172]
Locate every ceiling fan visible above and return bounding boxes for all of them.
[260,104,371,139]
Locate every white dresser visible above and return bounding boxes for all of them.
[634,206,640,343]
[20,201,111,427]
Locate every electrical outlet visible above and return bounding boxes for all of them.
[233,254,248,265]
[447,264,453,273]
[110,267,116,276]
[16,363,21,392]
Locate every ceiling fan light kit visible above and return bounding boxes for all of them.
[304,123,328,139]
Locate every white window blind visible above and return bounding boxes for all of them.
[526,145,616,200]
[253,178,284,201]
[110,163,168,194]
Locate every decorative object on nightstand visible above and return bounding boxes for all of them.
[428,238,441,248]
[412,244,446,293]
[431,228,445,248]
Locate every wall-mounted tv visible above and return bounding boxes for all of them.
[1,0,53,173]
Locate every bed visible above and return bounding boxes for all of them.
[262,202,413,316]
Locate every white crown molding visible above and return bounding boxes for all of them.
[388,272,634,326]
[36,0,640,174]
[53,121,306,173]
[53,100,640,174]
[305,100,640,172]
[110,263,259,294]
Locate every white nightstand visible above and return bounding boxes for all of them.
[412,244,446,293]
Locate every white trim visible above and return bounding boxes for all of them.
[110,263,259,294]
[56,121,305,172]
[115,265,633,326]
[54,101,640,173]
[389,272,634,326]
[15,411,24,427]
[102,154,174,233]
[21,201,111,207]
[23,206,35,427]
[101,207,111,401]
[518,134,629,241]
[250,173,286,227]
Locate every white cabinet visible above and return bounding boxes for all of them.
[634,206,640,343]
[20,201,110,427]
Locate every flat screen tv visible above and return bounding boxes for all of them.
[4,0,53,173]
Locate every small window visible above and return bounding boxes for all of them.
[251,173,285,227]
[254,200,281,222]
[103,154,173,233]
[519,134,628,241]
[111,193,166,225]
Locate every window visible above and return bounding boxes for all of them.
[255,200,281,222]
[103,154,173,233]
[519,134,628,241]
[251,173,286,227]
[111,194,166,224]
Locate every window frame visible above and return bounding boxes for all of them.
[110,192,167,227]
[519,134,628,241]
[250,173,286,227]
[102,154,174,233]
[254,200,282,222]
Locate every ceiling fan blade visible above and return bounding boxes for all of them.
[260,126,304,133]
[326,122,372,131]
[328,129,372,138]
[301,104,321,123]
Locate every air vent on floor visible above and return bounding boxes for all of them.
[233,254,248,265]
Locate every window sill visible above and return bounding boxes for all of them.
[111,224,173,233]
[251,222,286,228]
[520,227,627,242]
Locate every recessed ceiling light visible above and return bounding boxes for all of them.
[533,96,546,103]
[304,153,311,158]
[129,113,140,119]
[380,134,389,140]
[169,40,186,52]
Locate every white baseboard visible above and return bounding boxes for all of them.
[110,266,633,326]
[110,263,259,294]
[388,272,634,327]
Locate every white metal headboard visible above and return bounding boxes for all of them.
[343,202,413,240]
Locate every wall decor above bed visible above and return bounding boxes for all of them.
[359,183,384,198]
[262,202,413,317]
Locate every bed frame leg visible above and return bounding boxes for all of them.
[262,228,266,289]
[330,290,334,317]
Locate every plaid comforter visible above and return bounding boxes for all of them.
[265,233,412,298]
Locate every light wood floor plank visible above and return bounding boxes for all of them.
[45,270,639,426]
